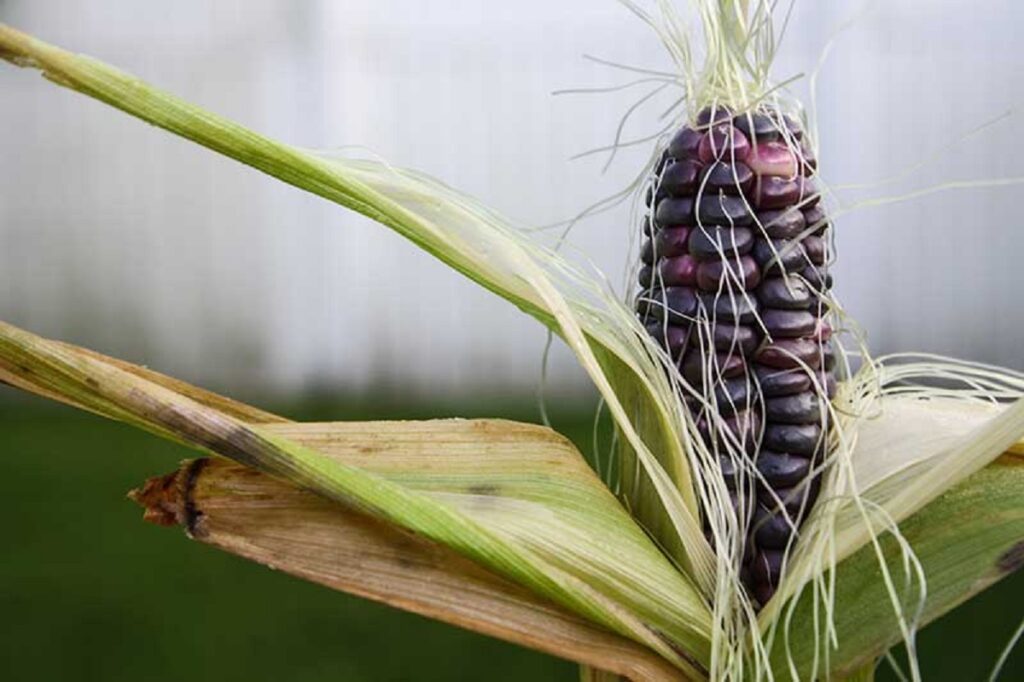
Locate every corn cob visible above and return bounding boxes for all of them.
[637,104,835,606]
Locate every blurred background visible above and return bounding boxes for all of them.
[1,1,1021,680]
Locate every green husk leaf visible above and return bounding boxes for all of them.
[0,319,710,676]
[769,453,1024,679]
[0,22,710,587]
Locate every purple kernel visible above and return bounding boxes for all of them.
[756,451,811,487]
[696,194,755,226]
[659,254,699,287]
[753,239,808,274]
[761,309,817,338]
[753,505,797,549]
[660,159,703,195]
[803,236,828,266]
[655,197,695,226]
[700,161,755,195]
[762,423,823,457]
[699,291,761,324]
[689,226,754,260]
[645,322,690,358]
[636,287,700,324]
[696,104,734,128]
[755,337,824,370]
[755,176,802,209]
[696,256,761,291]
[757,277,813,310]
[698,125,751,163]
[764,391,822,424]
[747,141,799,178]
[755,366,814,397]
[654,226,691,257]
[711,323,759,355]
[681,351,747,384]
[668,127,703,159]
[756,208,806,239]
[733,112,781,142]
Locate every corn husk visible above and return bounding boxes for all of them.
[130,457,683,682]
[0,320,709,678]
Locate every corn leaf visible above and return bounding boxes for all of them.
[0,23,712,587]
[130,458,686,682]
[0,319,711,677]
[768,453,1024,679]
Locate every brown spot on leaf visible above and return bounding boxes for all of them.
[467,484,500,496]
[182,458,210,539]
[997,541,1024,574]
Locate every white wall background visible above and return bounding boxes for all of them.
[1,0,1021,401]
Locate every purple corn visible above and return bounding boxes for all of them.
[637,105,835,606]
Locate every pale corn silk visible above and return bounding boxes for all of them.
[315,2,1024,679]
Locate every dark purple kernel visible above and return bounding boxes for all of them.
[755,176,802,210]
[688,226,754,260]
[803,205,829,234]
[751,549,785,585]
[636,287,700,323]
[753,580,775,606]
[711,323,759,355]
[755,337,823,370]
[645,322,690,357]
[756,208,806,239]
[696,194,755,226]
[800,266,833,291]
[696,104,734,128]
[763,423,823,457]
[661,159,703,195]
[682,351,747,384]
[699,291,761,324]
[668,127,703,159]
[733,112,781,142]
[655,227,691,257]
[764,391,822,424]
[641,239,655,265]
[753,239,808,274]
[753,505,797,549]
[659,254,699,286]
[696,256,761,291]
[698,125,751,163]
[715,376,754,413]
[757,277,813,309]
[639,265,653,288]
[756,451,811,487]
[720,409,762,456]
[803,236,828,266]
[755,366,814,397]
[798,177,821,208]
[700,162,755,195]
[645,185,667,208]
[643,216,655,236]
[766,477,821,516]
[655,197,695,226]
[762,309,817,338]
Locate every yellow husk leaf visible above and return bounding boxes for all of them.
[130,457,685,682]
[0,319,710,677]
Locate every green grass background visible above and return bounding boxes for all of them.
[1,393,1020,681]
